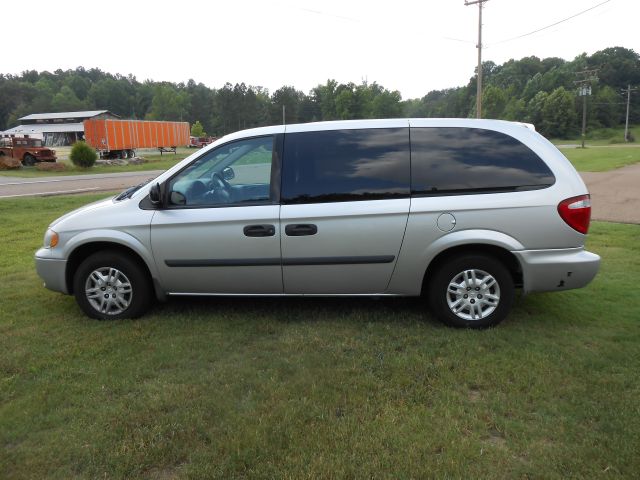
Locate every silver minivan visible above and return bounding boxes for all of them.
[35,119,600,328]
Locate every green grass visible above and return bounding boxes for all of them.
[551,125,640,146]
[1,194,639,478]
[560,145,640,172]
[0,149,193,178]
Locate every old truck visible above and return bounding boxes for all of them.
[83,119,190,159]
[189,136,216,148]
[0,137,57,166]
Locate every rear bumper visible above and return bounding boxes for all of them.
[35,249,69,294]
[513,247,600,294]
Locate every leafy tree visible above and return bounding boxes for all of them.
[145,84,190,121]
[371,89,403,118]
[541,87,576,138]
[482,85,507,119]
[191,120,207,137]
[503,98,527,122]
[593,85,622,128]
[271,86,304,124]
[51,86,86,112]
[527,91,549,128]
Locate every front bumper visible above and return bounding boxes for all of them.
[513,247,600,294]
[35,248,69,294]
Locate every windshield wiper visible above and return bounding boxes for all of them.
[115,179,151,201]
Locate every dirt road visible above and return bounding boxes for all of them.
[581,163,640,224]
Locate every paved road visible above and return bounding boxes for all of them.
[1,164,638,224]
[0,171,164,198]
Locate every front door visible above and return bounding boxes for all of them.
[151,135,283,294]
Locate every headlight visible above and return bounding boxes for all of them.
[43,229,59,249]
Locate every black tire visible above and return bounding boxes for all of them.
[427,254,514,329]
[73,250,152,320]
[128,149,135,158]
[23,154,36,166]
[120,150,129,159]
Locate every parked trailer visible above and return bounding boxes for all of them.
[83,119,190,159]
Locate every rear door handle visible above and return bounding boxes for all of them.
[285,224,318,236]
[243,224,276,237]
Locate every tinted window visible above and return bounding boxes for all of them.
[282,128,410,204]
[411,127,555,195]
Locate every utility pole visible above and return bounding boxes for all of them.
[574,69,598,148]
[282,105,286,125]
[465,0,489,119]
[623,84,637,142]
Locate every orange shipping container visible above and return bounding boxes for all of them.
[83,119,190,152]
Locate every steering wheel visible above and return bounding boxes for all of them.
[207,172,232,203]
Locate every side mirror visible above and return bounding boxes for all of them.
[149,182,162,206]
[222,166,235,181]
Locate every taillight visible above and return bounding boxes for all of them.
[558,194,591,234]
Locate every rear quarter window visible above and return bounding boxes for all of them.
[410,127,555,195]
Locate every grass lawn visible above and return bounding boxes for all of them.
[560,145,640,172]
[551,125,640,147]
[1,193,639,478]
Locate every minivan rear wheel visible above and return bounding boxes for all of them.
[73,251,152,320]
[428,254,514,328]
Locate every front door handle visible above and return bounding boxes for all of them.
[285,224,318,236]
[243,224,275,237]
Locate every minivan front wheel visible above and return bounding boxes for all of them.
[428,255,514,328]
[73,251,152,320]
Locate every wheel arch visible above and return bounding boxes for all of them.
[65,241,163,300]
[421,243,523,295]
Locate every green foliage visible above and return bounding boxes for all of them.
[51,85,84,112]
[190,120,206,137]
[541,87,576,138]
[145,84,190,121]
[593,85,622,128]
[0,46,638,141]
[527,91,549,127]
[482,84,508,119]
[69,141,97,168]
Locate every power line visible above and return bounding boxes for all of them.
[492,0,612,45]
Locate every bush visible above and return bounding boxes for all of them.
[70,141,97,168]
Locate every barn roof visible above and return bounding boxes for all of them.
[18,110,118,121]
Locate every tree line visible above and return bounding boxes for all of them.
[0,46,638,139]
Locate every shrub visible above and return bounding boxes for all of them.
[70,141,97,168]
